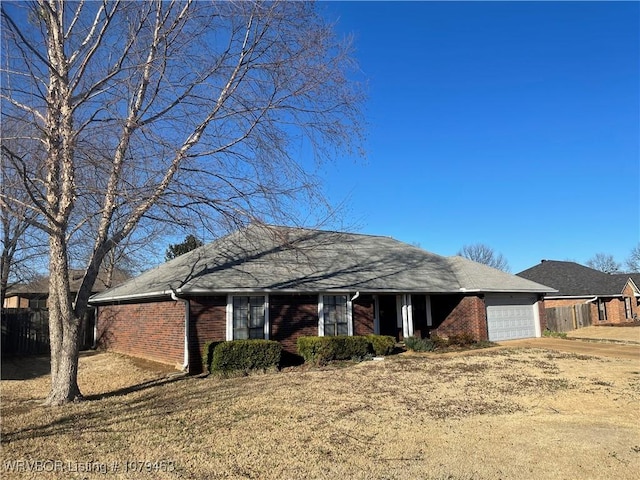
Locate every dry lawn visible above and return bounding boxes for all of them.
[1,348,639,479]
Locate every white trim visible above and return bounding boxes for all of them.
[318,293,353,336]
[533,299,542,338]
[226,294,233,341]
[263,295,270,340]
[545,295,623,300]
[425,295,433,327]
[226,294,270,341]
[395,295,403,329]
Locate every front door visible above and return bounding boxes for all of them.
[378,294,401,340]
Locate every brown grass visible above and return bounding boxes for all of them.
[2,348,639,479]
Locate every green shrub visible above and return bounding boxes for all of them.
[404,336,436,352]
[366,334,396,356]
[542,329,567,339]
[447,333,476,346]
[202,340,224,373]
[430,335,449,349]
[210,339,282,375]
[297,336,370,365]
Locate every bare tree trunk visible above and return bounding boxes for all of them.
[45,232,81,405]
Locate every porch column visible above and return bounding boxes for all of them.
[399,294,414,338]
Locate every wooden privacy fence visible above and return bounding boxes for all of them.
[1,308,50,356]
[1,308,95,357]
[546,304,592,332]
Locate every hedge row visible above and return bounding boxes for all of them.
[201,335,396,373]
[296,334,396,365]
[202,339,282,375]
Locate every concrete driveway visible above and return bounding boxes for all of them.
[565,325,640,344]
[500,325,640,360]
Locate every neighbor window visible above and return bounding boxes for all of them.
[624,297,632,319]
[597,299,607,322]
[232,296,266,339]
[321,295,349,336]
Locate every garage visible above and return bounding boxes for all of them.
[485,294,539,341]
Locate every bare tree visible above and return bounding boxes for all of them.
[1,0,364,405]
[457,243,511,272]
[586,253,621,274]
[625,244,640,273]
[1,125,48,306]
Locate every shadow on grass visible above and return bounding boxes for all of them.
[0,350,104,381]
[83,373,189,401]
[1,355,51,380]
[2,373,198,443]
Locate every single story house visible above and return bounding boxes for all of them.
[517,260,640,323]
[90,225,555,372]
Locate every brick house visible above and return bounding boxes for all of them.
[517,260,640,324]
[90,225,554,372]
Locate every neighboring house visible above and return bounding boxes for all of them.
[3,268,130,309]
[90,225,554,372]
[3,268,130,353]
[517,260,640,324]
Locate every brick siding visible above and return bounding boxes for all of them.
[353,294,375,336]
[97,291,547,372]
[188,296,227,373]
[269,294,319,353]
[430,294,487,341]
[96,300,186,367]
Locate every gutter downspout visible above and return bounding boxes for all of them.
[170,289,190,372]
[585,296,598,303]
[92,306,98,349]
[351,291,360,302]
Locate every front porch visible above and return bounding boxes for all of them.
[374,293,488,342]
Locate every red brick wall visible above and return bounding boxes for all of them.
[269,294,319,353]
[189,296,227,372]
[96,300,185,367]
[430,295,487,341]
[602,298,626,324]
[353,294,375,336]
[622,283,639,319]
[545,298,587,309]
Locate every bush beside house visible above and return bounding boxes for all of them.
[204,340,282,375]
[297,334,396,365]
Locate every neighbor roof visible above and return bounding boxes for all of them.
[7,268,130,296]
[90,225,554,303]
[517,260,631,296]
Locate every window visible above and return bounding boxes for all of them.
[231,296,267,340]
[28,297,47,309]
[624,297,633,319]
[597,299,607,322]
[320,295,350,336]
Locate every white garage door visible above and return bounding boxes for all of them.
[485,294,538,341]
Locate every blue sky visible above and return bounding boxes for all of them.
[318,1,639,273]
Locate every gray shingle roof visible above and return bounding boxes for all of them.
[90,225,554,303]
[517,260,631,296]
